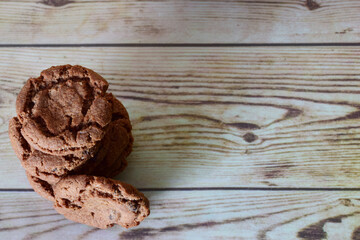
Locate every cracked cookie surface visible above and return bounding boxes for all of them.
[53,175,150,229]
[9,65,146,229]
[16,65,111,156]
[26,172,55,202]
[10,94,132,184]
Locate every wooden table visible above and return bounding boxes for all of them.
[1,0,360,239]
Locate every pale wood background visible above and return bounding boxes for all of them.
[1,0,360,239]
[1,0,360,44]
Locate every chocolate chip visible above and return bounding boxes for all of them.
[127,201,139,213]
[113,188,123,198]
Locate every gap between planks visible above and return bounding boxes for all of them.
[2,43,360,48]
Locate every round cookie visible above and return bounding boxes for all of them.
[106,139,133,178]
[26,172,55,202]
[10,117,129,183]
[68,95,133,177]
[9,94,132,183]
[98,125,133,178]
[90,118,132,177]
[71,139,111,176]
[105,97,133,177]
[16,65,112,156]
[88,95,133,177]
[53,175,150,229]
[9,117,94,184]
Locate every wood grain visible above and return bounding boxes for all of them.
[1,47,360,188]
[1,0,360,44]
[1,190,360,239]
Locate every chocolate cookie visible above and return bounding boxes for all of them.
[26,172,55,202]
[53,175,150,229]
[102,95,133,177]
[89,96,133,177]
[10,94,132,183]
[68,94,133,177]
[90,119,132,177]
[73,119,131,177]
[9,117,93,184]
[10,65,147,229]
[102,132,133,178]
[16,65,111,156]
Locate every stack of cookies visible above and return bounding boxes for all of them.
[9,65,150,229]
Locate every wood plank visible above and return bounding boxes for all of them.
[1,0,360,44]
[1,47,360,188]
[0,190,360,239]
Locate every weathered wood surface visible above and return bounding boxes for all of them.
[1,0,360,44]
[1,191,360,239]
[1,47,360,189]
